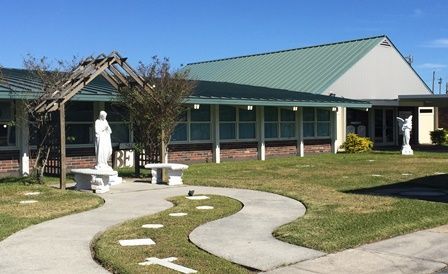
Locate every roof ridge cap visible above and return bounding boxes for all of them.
[187,35,387,65]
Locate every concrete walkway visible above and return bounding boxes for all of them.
[267,225,448,274]
[0,181,322,273]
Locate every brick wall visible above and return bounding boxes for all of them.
[0,150,20,176]
[221,142,258,160]
[266,140,298,156]
[439,107,448,129]
[168,143,213,163]
[304,139,332,153]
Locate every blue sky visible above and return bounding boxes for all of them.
[0,0,447,90]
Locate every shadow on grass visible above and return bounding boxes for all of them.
[345,174,448,203]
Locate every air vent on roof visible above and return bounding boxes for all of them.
[380,39,391,47]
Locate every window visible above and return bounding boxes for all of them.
[303,107,331,138]
[0,101,16,146]
[190,105,211,140]
[66,102,94,144]
[171,106,211,142]
[264,107,296,139]
[219,106,256,140]
[105,103,130,143]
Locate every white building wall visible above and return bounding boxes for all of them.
[326,41,431,100]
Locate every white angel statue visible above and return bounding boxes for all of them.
[396,115,413,155]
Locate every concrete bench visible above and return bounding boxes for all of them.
[71,168,122,193]
[144,163,189,185]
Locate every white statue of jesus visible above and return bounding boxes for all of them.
[95,111,113,170]
[396,115,413,155]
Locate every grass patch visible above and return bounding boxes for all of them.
[94,195,249,274]
[0,177,103,241]
[184,151,448,252]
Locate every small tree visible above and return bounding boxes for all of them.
[118,56,195,176]
[21,55,81,183]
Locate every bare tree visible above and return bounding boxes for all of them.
[118,56,195,176]
[21,55,81,183]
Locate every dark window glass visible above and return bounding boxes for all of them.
[191,105,210,122]
[239,108,256,121]
[265,123,278,138]
[105,103,129,122]
[219,106,236,121]
[172,123,187,142]
[66,124,93,144]
[281,109,295,121]
[220,123,236,139]
[190,123,210,140]
[264,107,278,122]
[110,123,130,143]
[239,123,256,139]
[66,102,94,122]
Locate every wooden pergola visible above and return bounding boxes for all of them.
[33,51,154,189]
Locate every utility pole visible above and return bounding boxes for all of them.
[432,71,436,93]
[438,77,443,94]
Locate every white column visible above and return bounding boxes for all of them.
[257,106,266,161]
[16,101,30,176]
[331,108,338,154]
[212,105,220,163]
[296,107,304,157]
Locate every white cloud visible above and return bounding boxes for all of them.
[425,38,448,48]
[416,63,447,69]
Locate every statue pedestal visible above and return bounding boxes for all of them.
[72,168,122,193]
[401,145,414,156]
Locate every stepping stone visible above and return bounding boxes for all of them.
[367,160,375,162]
[299,164,311,168]
[169,213,188,217]
[24,192,40,196]
[19,200,38,204]
[342,176,349,179]
[196,206,214,210]
[142,224,164,229]
[119,238,155,246]
[371,174,382,177]
[434,172,446,175]
[402,173,412,176]
[185,195,209,200]
[139,257,197,273]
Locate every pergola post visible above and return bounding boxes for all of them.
[257,106,266,161]
[59,103,66,190]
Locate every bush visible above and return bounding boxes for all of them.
[341,133,373,153]
[430,129,448,145]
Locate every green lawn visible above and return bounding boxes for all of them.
[0,176,104,241]
[184,151,448,252]
[94,195,249,274]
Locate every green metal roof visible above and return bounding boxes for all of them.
[184,35,386,94]
[188,81,371,108]
[0,68,370,108]
[0,68,117,101]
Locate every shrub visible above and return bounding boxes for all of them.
[341,133,373,153]
[430,129,448,145]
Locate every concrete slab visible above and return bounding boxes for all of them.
[278,249,445,274]
[119,238,155,246]
[361,230,448,264]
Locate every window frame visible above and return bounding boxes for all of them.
[264,107,297,140]
[171,106,212,144]
[303,107,332,140]
[0,100,17,150]
[219,106,257,142]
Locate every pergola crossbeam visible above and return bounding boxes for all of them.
[33,51,154,114]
